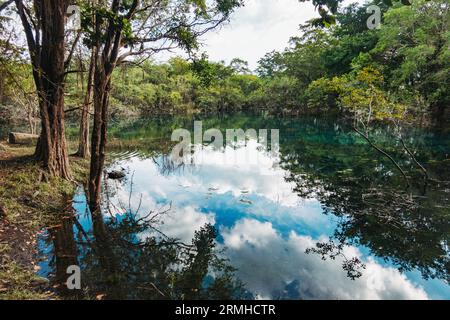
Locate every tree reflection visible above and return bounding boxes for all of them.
[279,120,450,284]
[45,191,249,300]
[43,115,449,298]
[108,116,449,285]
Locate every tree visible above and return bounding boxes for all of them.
[229,58,250,74]
[13,0,79,179]
[75,2,97,159]
[321,3,379,76]
[75,47,95,158]
[335,67,411,184]
[0,10,36,131]
[84,0,243,213]
[256,51,284,78]
[368,0,450,119]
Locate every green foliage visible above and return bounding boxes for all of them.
[3,0,447,121]
[253,0,449,118]
[107,56,265,115]
[339,67,407,122]
[305,76,345,110]
[368,0,450,111]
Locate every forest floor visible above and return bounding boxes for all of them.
[0,142,88,299]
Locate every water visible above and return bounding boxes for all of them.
[38,114,450,300]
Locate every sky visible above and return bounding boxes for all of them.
[156,0,361,71]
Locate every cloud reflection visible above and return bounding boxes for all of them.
[220,219,428,300]
[103,140,435,300]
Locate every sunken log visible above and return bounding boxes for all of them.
[8,132,39,145]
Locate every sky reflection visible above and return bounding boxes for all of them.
[101,140,449,300]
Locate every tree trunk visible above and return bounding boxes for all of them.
[0,71,4,104]
[35,1,72,179]
[87,0,123,213]
[15,0,72,179]
[88,67,111,214]
[76,48,96,158]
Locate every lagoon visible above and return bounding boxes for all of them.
[38,114,450,299]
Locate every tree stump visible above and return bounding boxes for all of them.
[8,132,39,145]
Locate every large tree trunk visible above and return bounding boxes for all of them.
[15,0,72,179]
[34,0,71,179]
[76,48,96,158]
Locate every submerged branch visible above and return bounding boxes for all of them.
[399,137,429,180]
[353,126,410,188]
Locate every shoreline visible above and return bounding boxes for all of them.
[0,142,88,300]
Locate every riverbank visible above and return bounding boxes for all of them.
[0,142,88,299]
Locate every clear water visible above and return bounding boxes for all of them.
[38,114,450,300]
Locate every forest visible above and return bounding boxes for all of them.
[2,1,448,123]
[0,0,449,301]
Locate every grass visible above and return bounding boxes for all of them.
[0,243,54,300]
[0,142,89,300]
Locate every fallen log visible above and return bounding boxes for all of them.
[8,132,39,145]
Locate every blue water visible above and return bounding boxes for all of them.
[37,116,450,300]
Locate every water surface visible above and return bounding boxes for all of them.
[39,114,450,299]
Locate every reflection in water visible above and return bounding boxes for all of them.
[39,115,450,300]
[39,189,249,300]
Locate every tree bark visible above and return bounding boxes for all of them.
[88,67,111,214]
[75,48,96,158]
[88,0,123,213]
[15,0,72,179]
[0,71,4,104]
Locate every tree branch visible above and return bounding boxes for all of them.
[65,30,82,71]
[353,126,410,187]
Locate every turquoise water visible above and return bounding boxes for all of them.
[38,114,450,299]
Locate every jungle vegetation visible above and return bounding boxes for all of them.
[0,0,449,299]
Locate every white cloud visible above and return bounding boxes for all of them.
[153,0,319,70]
[110,140,304,211]
[154,0,365,70]
[199,0,318,70]
[158,206,216,242]
[220,218,429,300]
[104,144,435,299]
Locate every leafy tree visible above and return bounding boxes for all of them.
[367,0,450,116]
[11,0,81,178]
[83,0,243,214]
[256,51,284,78]
[321,3,379,76]
[229,58,251,74]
